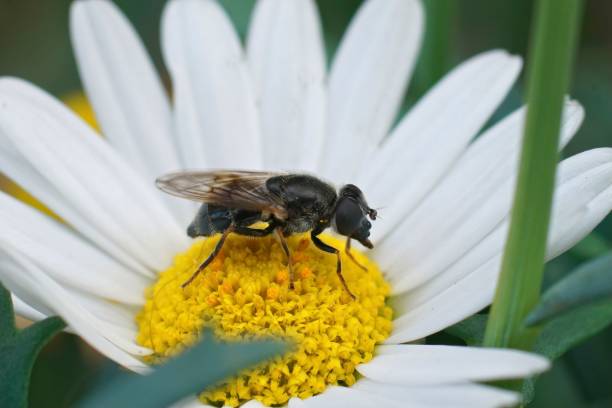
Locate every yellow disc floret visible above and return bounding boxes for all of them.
[136,233,392,407]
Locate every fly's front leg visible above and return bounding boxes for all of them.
[345,237,368,272]
[275,228,295,289]
[311,232,356,299]
[182,225,234,288]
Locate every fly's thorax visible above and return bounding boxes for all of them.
[267,175,337,212]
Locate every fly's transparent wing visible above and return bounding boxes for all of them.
[156,170,288,219]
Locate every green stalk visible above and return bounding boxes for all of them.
[413,0,455,97]
[484,0,583,350]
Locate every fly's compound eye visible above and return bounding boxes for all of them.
[333,197,363,236]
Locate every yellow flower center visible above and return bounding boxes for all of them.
[136,233,392,407]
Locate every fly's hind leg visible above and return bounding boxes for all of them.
[182,225,234,288]
[345,238,368,272]
[311,232,356,299]
[275,228,295,289]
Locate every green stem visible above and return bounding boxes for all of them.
[484,0,583,350]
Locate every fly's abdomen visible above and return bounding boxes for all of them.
[187,204,232,238]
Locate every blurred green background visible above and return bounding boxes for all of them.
[1,0,611,407]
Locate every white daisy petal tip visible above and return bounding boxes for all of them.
[561,97,585,132]
[70,0,184,190]
[320,0,425,180]
[161,0,262,169]
[353,379,522,408]
[356,345,550,386]
[246,0,327,171]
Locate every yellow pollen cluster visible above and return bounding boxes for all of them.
[136,233,392,407]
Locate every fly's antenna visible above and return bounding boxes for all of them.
[369,206,384,220]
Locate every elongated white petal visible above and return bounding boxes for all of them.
[0,78,187,274]
[289,398,307,408]
[0,145,146,276]
[2,250,148,356]
[69,290,140,332]
[169,396,216,408]
[0,259,59,323]
[0,251,150,368]
[353,380,520,408]
[361,51,522,241]
[0,191,149,304]
[358,345,549,385]
[70,0,191,223]
[379,100,583,292]
[247,0,326,171]
[162,0,262,168]
[302,386,403,408]
[318,0,423,182]
[12,294,47,322]
[388,148,612,343]
[70,1,181,177]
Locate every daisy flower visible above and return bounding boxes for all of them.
[0,0,610,407]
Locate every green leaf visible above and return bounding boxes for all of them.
[569,232,611,261]
[445,314,487,346]
[526,252,612,326]
[445,302,612,405]
[522,299,612,404]
[484,0,584,351]
[534,298,612,361]
[0,283,65,408]
[79,330,288,408]
[523,252,612,404]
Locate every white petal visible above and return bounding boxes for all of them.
[2,250,149,356]
[0,145,145,276]
[353,380,520,408]
[379,100,583,292]
[387,148,612,343]
[0,78,187,274]
[318,0,423,182]
[169,396,216,408]
[70,0,191,223]
[302,386,403,408]
[0,191,149,304]
[70,290,140,332]
[358,345,549,385]
[288,397,307,408]
[11,293,48,322]
[361,51,522,241]
[70,0,181,177]
[247,0,326,171]
[162,0,262,168]
[0,250,151,368]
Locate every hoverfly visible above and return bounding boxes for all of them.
[156,170,377,298]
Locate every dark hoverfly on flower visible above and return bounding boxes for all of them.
[156,170,378,298]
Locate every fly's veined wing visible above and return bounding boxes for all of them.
[156,170,288,219]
